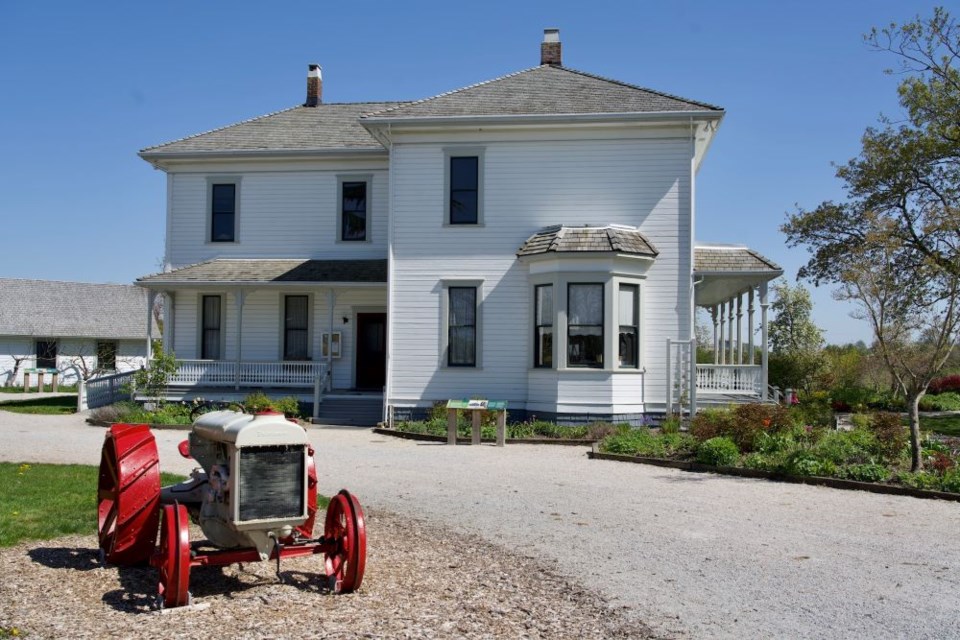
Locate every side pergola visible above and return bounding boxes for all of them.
[694,245,783,401]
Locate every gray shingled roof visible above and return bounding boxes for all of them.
[0,279,155,339]
[140,103,405,156]
[517,225,659,258]
[137,259,388,285]
[363,65,721,121]
[694,247,782,273]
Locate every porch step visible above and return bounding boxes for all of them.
[312,396,383,427]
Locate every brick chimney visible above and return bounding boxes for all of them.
[305,64,322,107]
[540,28,561,66]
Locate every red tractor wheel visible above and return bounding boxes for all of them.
[157,503,191,608]
[97,423,161,565]
[324,489,366,593]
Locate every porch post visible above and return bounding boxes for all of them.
[162,292,176,355]
[735,293,743,365]
[327,289,336,392]
[747,288,755,365]
[718,301,726,365]
[727,297,735,365]
[234,289,246,390]
[711,305,719,364]
[146,290,157,362]
[760,282,769,400]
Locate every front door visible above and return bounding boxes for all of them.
[355,313,386,390]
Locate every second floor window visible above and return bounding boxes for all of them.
[201,295,221,360]
[341,181,367,241]
[284,295,309,360]
[211,183,236,242]
[568,283,603,368]
[449,156,479,224]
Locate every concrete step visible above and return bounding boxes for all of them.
[313,397,382,426]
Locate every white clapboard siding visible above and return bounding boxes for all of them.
[167,169,389,268]
[388,135,692,411]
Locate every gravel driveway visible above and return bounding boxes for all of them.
[2,411,959,638]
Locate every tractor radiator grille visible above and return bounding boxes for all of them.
[237,445,305,522]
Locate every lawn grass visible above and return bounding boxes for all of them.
[0,396,77,415]
[919,414,960,437]
[0,463,185,547]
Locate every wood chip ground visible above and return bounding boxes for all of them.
[0,509,657,639]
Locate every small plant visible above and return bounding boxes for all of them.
[133,343,178,405]
[868,412,907,462]
[696,437,739,467]
[659,414,681,434]
[838,463,889,483]
[941,468,960,493]
[849,413,870,430]
[899,471,943,491]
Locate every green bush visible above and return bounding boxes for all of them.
[868,412,908,462]
[813,429,878,465]
[849,414,870,430]
[242,392,301,417]
[941,468,960,493]
[599,429,695,458]
[690,408,734,442]
[899,471,944,491]
[783,451,837,477]
[659,415,681,434]
[838,463,889,483]
[696,437,739,467]
[742,452,784,472]
[791,390,834,427]
[918,391,960,411]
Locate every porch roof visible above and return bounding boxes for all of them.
[517,224,658,258]
[694,245,782,306]
[136,259,387,287]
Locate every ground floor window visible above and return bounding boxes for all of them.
[567,283,604,368]
[97,341,118,371]
[35,340,57,369]
[534,284,553,368]
[448,287,477,367]
[284,295,310,360]
[618,284,639,368]
[201,295,222,360]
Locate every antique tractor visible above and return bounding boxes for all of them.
[96,410,366,608]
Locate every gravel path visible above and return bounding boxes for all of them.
[2,411,960,638]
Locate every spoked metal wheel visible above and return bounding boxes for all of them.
[157,503,191,608]
[97,423,161,565]
[324,489,366,593]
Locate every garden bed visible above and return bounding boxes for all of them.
[374,427,597,446]
[588,446,960,502]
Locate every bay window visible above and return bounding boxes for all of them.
[567,283,604,368]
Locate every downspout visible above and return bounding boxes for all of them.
[384,123,395,426]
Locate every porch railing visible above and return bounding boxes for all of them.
[696,364,762,395]
[171,360,329,388]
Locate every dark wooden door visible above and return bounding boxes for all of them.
[355,313,386,390]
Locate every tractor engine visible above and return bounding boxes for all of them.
[162,410,312,559]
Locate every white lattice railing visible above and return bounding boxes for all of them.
[696,364,762,395]
[82,370,137,410]
[171,360,328,388]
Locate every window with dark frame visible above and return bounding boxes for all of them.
[35,340,57,370]
[283,295,309,361]
[211,183,236,242]
[567,283,604,368]
[97,341,118,371]
[447,287,477,366]
[534,284,553,368]
[341,181,367,241]
[449,156,479,224]
[618,284,639,368]
[201,295,222,360]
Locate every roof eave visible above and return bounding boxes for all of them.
[138,146,389,168]
[694,269,784,277]
[136,279,387,288]
[361,109,725,130]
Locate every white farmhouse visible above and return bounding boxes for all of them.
[0,279,155,386]
[137,30,781,424]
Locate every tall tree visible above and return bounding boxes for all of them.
[767,282,824,391]
[783,8,960,470]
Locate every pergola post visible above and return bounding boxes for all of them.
[162,292,176,355]
[735,293,743,365]
[146,290,157,362]
[748,288,755,365]
[760,282,769,400]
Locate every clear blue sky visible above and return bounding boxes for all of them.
[0,0,941,344]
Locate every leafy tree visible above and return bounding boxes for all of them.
[133,341,178,406]
[768,282,824,391]
[783,8,960,470]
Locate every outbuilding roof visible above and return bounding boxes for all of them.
[136,259,388,286]
[363,65,721,121]
[0,279,155,340]
[140,102,405,157]
[517,225,659,258]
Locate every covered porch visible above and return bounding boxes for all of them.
[693,245,783,404]
[136,258,388,401]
